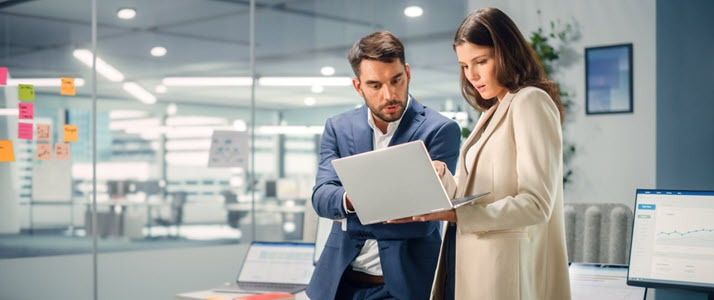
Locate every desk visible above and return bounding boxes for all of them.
[83,200,165,238]
[175,290,308,300]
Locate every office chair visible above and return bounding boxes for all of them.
[154,191,187,238]
[221,191,247,229]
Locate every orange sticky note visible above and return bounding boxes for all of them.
[18,122,33,140]
[0,67,7,85]
[18,84,35,101]
[19,102,34,119]
[60,77,76,96]
[37,124,51,141]
[63,125,78,142]
[0,140,15,162]
[55,143,70,160]
[37,143,51,161]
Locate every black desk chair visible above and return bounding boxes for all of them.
[222,191,247,229]
[154,191,186,238]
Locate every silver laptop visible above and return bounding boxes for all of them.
[331,140,489,225]
[214,241,315,294]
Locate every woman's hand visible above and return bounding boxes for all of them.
[386,209,457,223]
[432,160,447,178]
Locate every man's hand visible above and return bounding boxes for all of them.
[432,160,446,178]
[345,194,355,211]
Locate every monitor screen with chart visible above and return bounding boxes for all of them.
[627,189,714,292]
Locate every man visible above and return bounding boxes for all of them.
[306,31,461,300]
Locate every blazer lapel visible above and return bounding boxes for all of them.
[352,106,374,154]
[389,95,424,146]
[458,92,515,196]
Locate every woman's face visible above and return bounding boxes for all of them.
[455,42,507,101]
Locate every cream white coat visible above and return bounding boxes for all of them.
[431,87,571,300]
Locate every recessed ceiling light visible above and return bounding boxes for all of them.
[404,6,423,18]
[166,103,177,115]
[320,66,335,76]
[311,85,324,93]
[155,85,167,93]
[304,97,316,106]
[151,46,167,57]
[117,8,136,20]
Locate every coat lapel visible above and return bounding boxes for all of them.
[352,106,374,154]
[458,92,515,196]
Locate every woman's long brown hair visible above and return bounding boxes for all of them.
[454,7,564,124]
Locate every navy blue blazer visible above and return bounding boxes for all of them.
[306,98,461,300]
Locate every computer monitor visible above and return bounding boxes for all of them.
[627,189,714,294]
[265,180,277,198]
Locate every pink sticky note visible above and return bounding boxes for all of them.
[19,103,34,119]
[0,67,7,85]
[18,122,33,140]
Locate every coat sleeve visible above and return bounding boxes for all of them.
[346,120,462,240]
[311,118,349,220]
[455,89,563,233]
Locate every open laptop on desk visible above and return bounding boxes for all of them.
[214,241,315,294]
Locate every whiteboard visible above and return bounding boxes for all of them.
[32,160,72,202]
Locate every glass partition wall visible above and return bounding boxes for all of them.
[0,0,470,298]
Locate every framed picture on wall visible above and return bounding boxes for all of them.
[585,43,633,114]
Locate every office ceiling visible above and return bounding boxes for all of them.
[0,0,468,109]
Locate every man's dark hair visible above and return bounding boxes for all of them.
[347,31,406,78]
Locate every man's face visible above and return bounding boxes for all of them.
[353,59,411,125]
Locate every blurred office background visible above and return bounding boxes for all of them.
[0,0,712,299]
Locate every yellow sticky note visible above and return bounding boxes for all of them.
[55,143,70,160]
[37,124,51,141]
[63,125,78,142]
[37,143,51,161]
[0,140,15,162]
[18,84,35,101]
[61,77,76,96]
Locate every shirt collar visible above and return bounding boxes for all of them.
[367,96,412,135]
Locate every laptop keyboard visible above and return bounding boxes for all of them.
[238,282,305,293]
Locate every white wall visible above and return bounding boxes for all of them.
[0,244,247,300]
[469,0,657,208]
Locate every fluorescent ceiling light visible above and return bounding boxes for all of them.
[122,82,156,104]
[258,77,351,86]
[73,49,125,82]
[304,97,316,106]
[0,109,19,116]
[155,85,168,93]
[320,66,335,76]
[6,78,85,87]
[109,110,149,119]
[151,46,167,57]
[117,8,136,20]
[162,77,253,86]
[404,6,423,18]
[166,116,227,126]
[311,85,324,93]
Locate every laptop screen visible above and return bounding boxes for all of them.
[627,189,714,291]
[238,242,315,285]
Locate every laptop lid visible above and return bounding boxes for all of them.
[236,241,315,285]
[332,140,487,224]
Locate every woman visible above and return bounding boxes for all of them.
[404,7,571,300]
